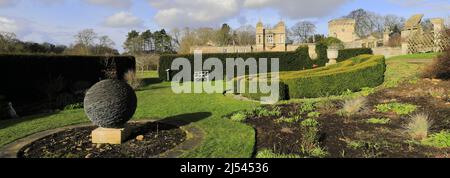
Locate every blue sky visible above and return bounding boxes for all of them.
[0,0,449,52]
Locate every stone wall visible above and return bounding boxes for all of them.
[372,47,404,58]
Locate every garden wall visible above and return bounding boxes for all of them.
[0,54,135,117]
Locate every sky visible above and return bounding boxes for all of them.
[0,0,449,52]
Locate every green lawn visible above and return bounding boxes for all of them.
[383,52,439,88]
[0,72,259,158]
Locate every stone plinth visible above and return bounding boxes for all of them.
[91,127,130,144]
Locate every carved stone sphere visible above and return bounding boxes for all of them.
[84,79,137,128]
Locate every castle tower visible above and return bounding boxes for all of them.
[256,20,265,51]
[328,18,357,43]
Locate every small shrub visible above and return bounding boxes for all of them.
[422,47,450,80]
[421,131,450,148]
[256,149,301,158]
[253,106,281,117]
[299,101,315,114]
[366,118,391,124]
[360,87,376,96]
[124,70,143,90]
[347,140,365,149]
[300,127,327,157]
[375,102,417,115]
[315,99,335,113]
[338,97,367,117]
[301,118,320,127]
[275,116,301,124]
[405,113,432,141]
[63,102,83,110]
[310,147,329,158]
[307,112,321,118]
[230,112,248,122]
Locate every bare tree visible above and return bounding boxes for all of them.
[290,21,316,43]
[74,29,98,54]
[178,27,196,54]
[98,35,115,48]
[0,31,17,52]
[384,15,405,31]
[344,9,383,37]
[170,28,182,50]
[235,25,256,45]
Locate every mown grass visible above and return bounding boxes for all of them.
[0,72,259,158]
[383,53,439,88]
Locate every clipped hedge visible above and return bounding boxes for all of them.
[282,55,385,98]
[158,46,314,81]
[240,55,386,100]
[0,54,135,116]
[337,48,373,62]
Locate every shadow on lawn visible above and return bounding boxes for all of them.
[158,112,212,127]
[141,78,162,86]
[0,111,60,130]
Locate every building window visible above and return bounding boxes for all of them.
[267,35,273,43]
[258,35,261,44]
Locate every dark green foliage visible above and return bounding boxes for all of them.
[0,95,8,119]
[314,42,329,66]
[159,46,314,81]
[241,55,386,100]
[337,48,373,62]
[283,55,386,98]
[84,79,137,128]
[0,54,135,116]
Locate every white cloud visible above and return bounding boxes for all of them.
[149,0,352,28]
[150,0,241,28]
[84,0,133,8]
[0,16,20,32]
[103,11,143,28]
[243,0,353,19]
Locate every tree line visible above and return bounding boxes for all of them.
[0,29,118,55]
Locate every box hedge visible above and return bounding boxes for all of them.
[158,46,315,81]
[0,54,135,116]
[241,55,386,100]
[282,55,385,98]
[337,48,373,62]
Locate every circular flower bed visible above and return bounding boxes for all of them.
[18,122,186,158]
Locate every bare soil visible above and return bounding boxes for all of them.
[18,122,186,158]
[247,79,450,158]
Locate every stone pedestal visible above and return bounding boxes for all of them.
[326,59,337,66]
[91,127,130,144]
[326,48,339,66]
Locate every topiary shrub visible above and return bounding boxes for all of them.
[337,48,373,62]
[84,79,137,128]
[239,55,386,100]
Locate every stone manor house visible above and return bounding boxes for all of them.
[190,15,448,57]
[190,20,304,54]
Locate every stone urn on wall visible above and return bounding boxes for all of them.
[326,44,341,66]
